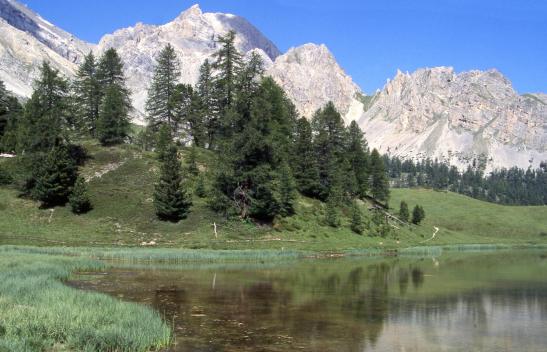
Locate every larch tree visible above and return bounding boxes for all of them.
[73,52,101,137]
[146,44,181,134]
[154,144,192,221]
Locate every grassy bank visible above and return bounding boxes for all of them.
[0,248,171,351]
[1,141,546,250]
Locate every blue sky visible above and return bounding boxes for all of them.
[23,0,547,94]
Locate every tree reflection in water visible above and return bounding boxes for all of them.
[70,251,547,352]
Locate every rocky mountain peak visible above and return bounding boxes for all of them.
[267,43,362,121]
[175,4,202,20]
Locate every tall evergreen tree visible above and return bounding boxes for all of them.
[186,145,199,176]
[154,145,192,221]
[292,117,321,197]
[97,48,128,91]
[278,163,297,217]
[370,148,390,203]
[0,82,22,153]
[399,200,410,223]
[173,83,206,145]
[350,200,364,234]
[73,52,100,136]
[97,85,130,145]
[212,31,242,111]
[195,60,219,149]
[155,124,172,161]
[0,80,8,139]
[211,77,295,220]
[18,62,69,153]
[346,120,369,198]
[33,144,78,207]
[412,205,426,225]
[69,176,92,214]
[311,102,347,200]
[146,44,181,133]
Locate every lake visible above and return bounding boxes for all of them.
[70,250,547,352]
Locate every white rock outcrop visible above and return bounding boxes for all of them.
[358,67,547,170]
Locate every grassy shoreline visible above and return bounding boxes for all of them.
[0,248,171,352]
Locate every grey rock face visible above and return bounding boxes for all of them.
[0,0,92,63]
[267,43,362,121]
[359,67,547,170]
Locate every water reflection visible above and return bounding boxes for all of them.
[70,251,547,352]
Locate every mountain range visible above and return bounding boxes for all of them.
[0,0,545,170]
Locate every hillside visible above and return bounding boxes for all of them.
[1,142,546,250]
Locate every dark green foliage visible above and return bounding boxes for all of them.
[0,83,22,153]
[212,31,242,111]
[97,85,130,146]
[370,148,390,203]
[346,120,369,198]
[146,44,181,133]
[350,201,364,234]
[196,60,219,149]
[69,176,92,214]
[73,52,100,137]
[399,200,410,223]
[155,124,172,161]
[211,76,296,221]
[97,48,128,91]
[311,102,348,200]
[0,166,13,185]
[325,193,340,228]
[412,205,426,225]
[33,145,78,207]
[279,163,296,217]
[186,146,199,176]
[154,145,192,221]
[194,174,207,198]
[17,62,69,153]
[173,83,206,144]
[386,155,547,206]
[134,126,156,151]
[292,117,321,197]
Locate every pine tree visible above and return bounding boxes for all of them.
[0,80,8,139]
[346,120,369,198]
[211,77,295,220]
[186,145,199,176]
[311,102,348,200]
[95,48,131,146]
[412,205,425,225]
[17,62,69,153]
[97,48,128,91]
[73,52,100,137]
[69,176,92,214]
[325,190,341,228]
[97,85,129,146]
[0,82,22,153]
[350,200,364,234]
[196,60,219,149]
[370,148,390,203]
[194,174,207,198]
[292,117,321,197]
[399,200,410,223]
[146,44,181,133]
[212,31,242,111]
[154,145,192,221]
[155,124,172,161]
[279,163,296,217]
[33,145,78,207]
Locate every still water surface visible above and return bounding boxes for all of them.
[72,251,547,351]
